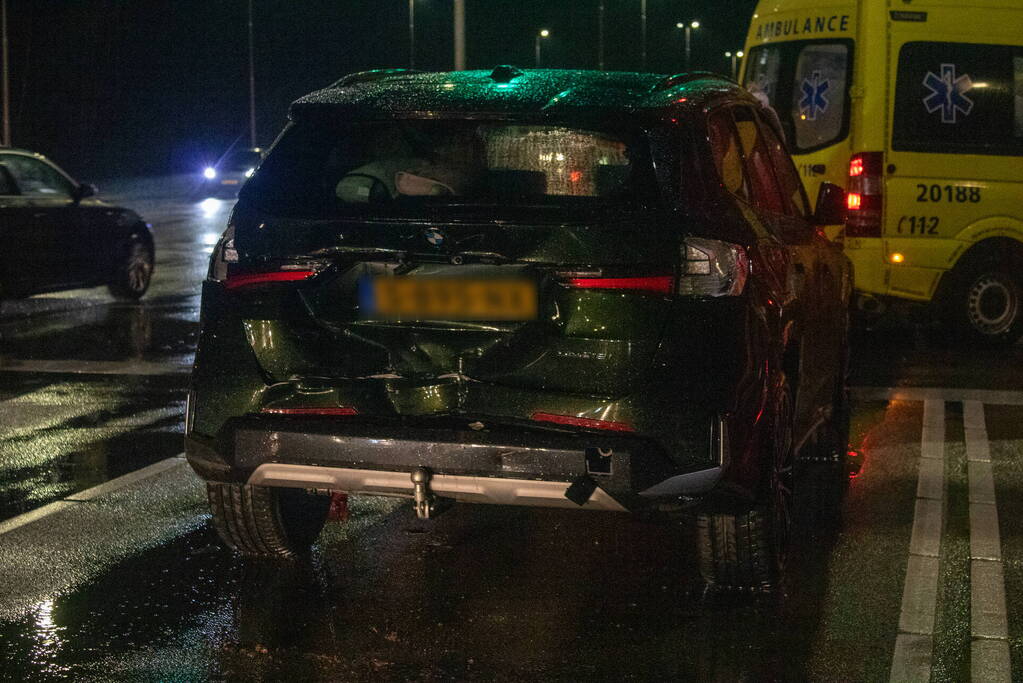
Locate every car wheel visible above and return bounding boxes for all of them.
[207,483,330,558]
[108,235,154,300]
[948,259,1023,346]
[697,380,794,592]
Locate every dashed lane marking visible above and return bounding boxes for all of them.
[0,454,186,536]
[0,359,191,375]
[890,399,945,682]
[852,386,1023,406]
[963,401,1011,682]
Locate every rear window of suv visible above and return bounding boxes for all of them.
[244,119,662,217]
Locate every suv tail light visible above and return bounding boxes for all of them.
[225,268,317,290]
[563,275,674,295]
[845,152,884,238]
[679,238,748,297]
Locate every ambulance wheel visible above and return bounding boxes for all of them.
[948,259,1023,346]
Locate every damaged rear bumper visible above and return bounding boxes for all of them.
[185,414,724,512]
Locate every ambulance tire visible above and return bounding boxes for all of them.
[948,258,1023,347]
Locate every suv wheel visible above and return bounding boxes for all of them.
[108,234,154,300]
[948,259,1023,346]
[207,483,330,557]
[697,381,794,592]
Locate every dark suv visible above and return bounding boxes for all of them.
[187,68,851,591]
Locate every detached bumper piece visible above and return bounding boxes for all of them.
[213,415,687,512]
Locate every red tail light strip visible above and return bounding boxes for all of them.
[261,407,359,416]
[531,411,634,432]
[566,276,674,295]
[225,270,316,290]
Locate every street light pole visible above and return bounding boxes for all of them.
[640,0,647,70]
[535,29,549,67]
[676,20,699,70]
[2,0,11,147]
[725,51,744,79]
[453,0,465,70]
[247,0,256,149]
[597,0,605,70]
[408,0,415,69]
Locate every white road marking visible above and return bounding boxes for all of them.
[0,358,191,375]
[963,401,1011,682]
[890,399,945,683]
[0,454,186,537]
[852,386,1023,406]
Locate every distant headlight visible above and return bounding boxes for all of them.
[244,167,255,178]
[203,167,217,180]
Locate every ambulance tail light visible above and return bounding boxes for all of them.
[845,152,884,238]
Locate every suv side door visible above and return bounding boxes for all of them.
[2,154,89,291]
[729,104,837,434]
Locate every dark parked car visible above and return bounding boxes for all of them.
[0,149,154,301]
[187,68,852,591]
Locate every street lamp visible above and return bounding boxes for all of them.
[535,29,550,67]
[676,20,700,70]
[724,50,744,79]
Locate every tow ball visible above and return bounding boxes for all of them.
[410,467,450,519]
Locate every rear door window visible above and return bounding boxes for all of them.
[732,107,786,215]
[893,41,1023,156]
[744,40,853,153]
[707,111,749,201]
[758,114,809,218]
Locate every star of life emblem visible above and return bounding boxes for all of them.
[923,64,974,124]
[799,71,831,121]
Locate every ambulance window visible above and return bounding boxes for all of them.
[893,42,1022,156]
[791,44,849,152]
[707,110,749,201]
[747,47,782,111]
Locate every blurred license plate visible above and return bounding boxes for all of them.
[221,179,239,185]
[365,277,537,320]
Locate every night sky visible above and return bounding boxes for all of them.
[11,0,757,180]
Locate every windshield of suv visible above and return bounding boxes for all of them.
[744,40,852,153]
[245,119,661,217]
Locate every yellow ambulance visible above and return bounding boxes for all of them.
[742,0,1023,343]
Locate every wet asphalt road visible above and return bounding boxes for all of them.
[3,180,1023,681]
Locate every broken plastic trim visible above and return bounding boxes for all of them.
[260,406,359,416]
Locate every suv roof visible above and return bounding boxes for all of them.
[291,67,745,119]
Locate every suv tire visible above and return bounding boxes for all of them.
[697,380,794,592]
[108,234,154,300]
[207,483,330,557]
[948,259,1023,346]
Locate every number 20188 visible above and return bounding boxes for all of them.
[916,184,981,203]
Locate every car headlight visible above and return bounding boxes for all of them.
[203,167,217,180]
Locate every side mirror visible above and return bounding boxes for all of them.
[75,183,97,201]
[813,182,847,226]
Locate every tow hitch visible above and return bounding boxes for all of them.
[410,467,451,519]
